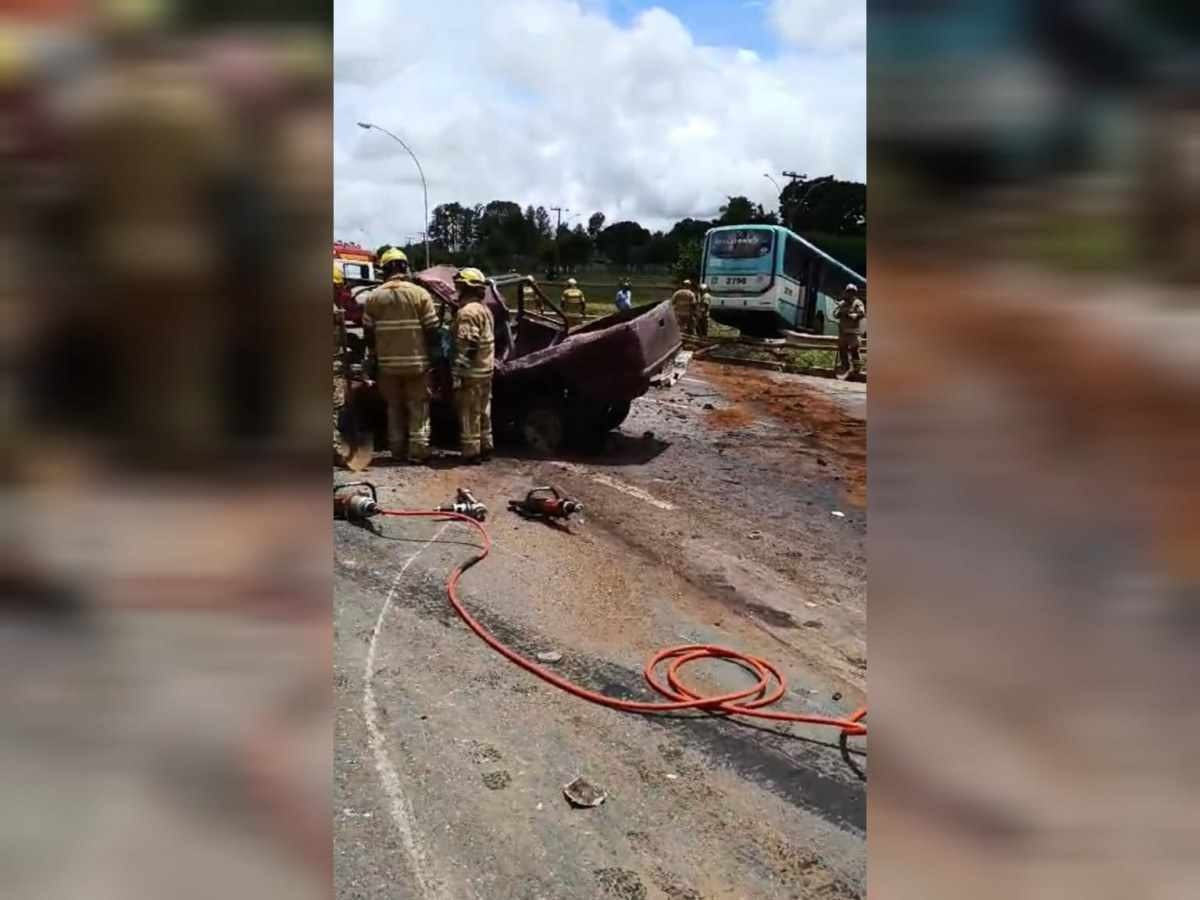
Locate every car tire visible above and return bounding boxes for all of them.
[521,404,566,455]
[602,400,632,430]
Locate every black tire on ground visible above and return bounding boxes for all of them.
[521,404,566,455]
[602,399,632,430]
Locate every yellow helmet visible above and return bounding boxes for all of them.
[682,279,692,287]
[333,262,345,285]
[567,278,577,286]
[379,247,408,269]
[454,267,487,287]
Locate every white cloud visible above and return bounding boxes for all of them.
[335,0,864,248]
[770,0,866,53]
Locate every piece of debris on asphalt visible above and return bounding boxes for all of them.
[536,651,563,664]
[833,692,843,702]
[563,776,607,808]
[747,530,763,540]
[665,773,679,781]
[703,403,715,410]
[805,601,818,608]
[642,431,655,440]
[802,620,824,629]
[831,510,846,518]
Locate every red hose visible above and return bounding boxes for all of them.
[382,509,867,737]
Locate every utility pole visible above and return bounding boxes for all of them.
[782,170,805,183]
[551,206,565,276]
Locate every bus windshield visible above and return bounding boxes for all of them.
[707,230,774,260]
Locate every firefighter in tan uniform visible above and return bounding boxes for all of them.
[450,268,496,464]
[561,278,587,325]
[671,279,698,334]
[696,283,712,337]
[834,283,866,378]
[363,248,441,463]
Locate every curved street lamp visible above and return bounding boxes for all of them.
[357,121,431,270]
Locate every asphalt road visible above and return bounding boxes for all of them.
[335,362,867,899]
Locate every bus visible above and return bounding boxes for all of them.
[700,224,865,337]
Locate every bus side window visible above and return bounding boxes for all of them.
[783,237,805,284]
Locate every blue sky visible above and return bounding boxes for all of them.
[606,0,778,56]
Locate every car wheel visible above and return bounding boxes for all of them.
[602,400,632,430]
[521,405,565,455]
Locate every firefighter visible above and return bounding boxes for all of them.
[450,267,496,464]
[834,283,866,378]
[362,248,441,463]
[671,279,698,334]
[522,277,542,314]
[697,282,712,337]
[561,277,587,324]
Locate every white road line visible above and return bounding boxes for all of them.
[362,522,452,900]
[554,463,676,511]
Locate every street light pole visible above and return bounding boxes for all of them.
[357,121,431,270]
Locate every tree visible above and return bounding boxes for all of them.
[672,238,703,284]
[534,206,552,239]
[717,195,777,227]
[427,201,479,254]
[475,200,527,269]
[587,211,606,238]
[781,176,865,236]
[596,220,651,266]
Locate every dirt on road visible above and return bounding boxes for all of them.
[335,361,867,899]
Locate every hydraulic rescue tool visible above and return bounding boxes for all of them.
[436,488,488,522]
[507,486,583,521]
[333,481,381,521]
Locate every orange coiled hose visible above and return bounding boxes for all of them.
[382,509,867,737]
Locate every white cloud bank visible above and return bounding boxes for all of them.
[334,0,864,247]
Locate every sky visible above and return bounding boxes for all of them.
[334,0,865,249]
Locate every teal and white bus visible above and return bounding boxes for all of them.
[700,224,865,338]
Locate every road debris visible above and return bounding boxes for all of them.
[650,349,693,389]
[563,776,607,808]
[831,510,846,518]
[747,531,763,540]
[536,651,563,664]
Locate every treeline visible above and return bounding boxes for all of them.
[367,175,865,278]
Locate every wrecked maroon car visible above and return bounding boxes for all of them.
[342,266,683,454]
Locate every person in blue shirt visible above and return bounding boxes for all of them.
[614,280,632,312]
